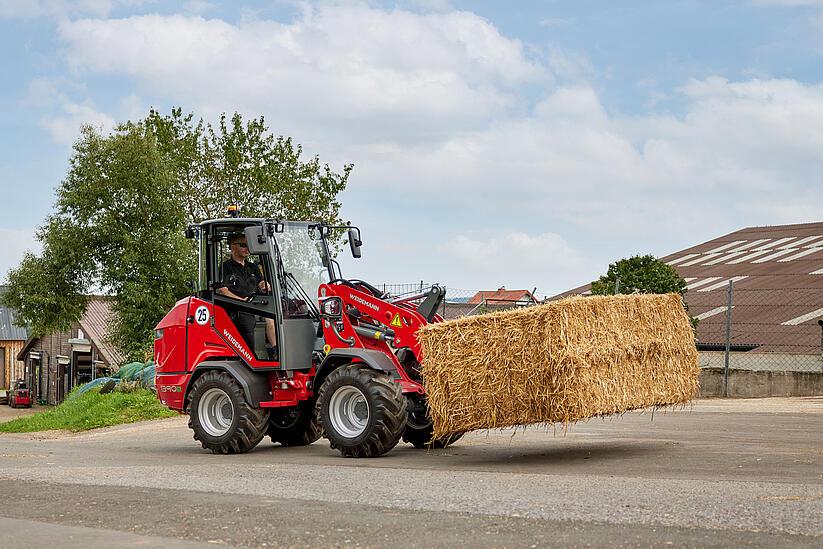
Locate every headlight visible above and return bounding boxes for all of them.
[154,329,164,340]
[320,297,343,318]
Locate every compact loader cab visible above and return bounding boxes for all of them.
[154,213,454,457]
[200,219,325,369]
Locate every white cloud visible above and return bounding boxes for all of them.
[57,7,546,144]
[41,100,116,145]
[0,228,40,283]
[45,6,823,291]
[23,78,118,145]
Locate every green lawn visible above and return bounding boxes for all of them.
[0,388,177,433]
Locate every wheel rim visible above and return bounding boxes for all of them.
[198,388,234,437]
[406,397,430,430]
[328,386,369,438]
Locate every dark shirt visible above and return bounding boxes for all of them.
[217,258,262,299]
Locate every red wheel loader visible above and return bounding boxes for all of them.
[154,211,455,457]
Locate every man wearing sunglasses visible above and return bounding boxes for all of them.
[215,234,278,359]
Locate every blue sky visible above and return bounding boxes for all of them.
[2,0,823,296]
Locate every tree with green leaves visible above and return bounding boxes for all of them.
[590,254,687,296]
[3,109,351,360]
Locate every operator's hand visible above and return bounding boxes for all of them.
[258,280,271,293]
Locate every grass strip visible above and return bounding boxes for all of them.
[0,388,177,433]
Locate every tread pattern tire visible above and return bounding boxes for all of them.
[317,364,407,458]
[267,401,322,447]
[188,370,269,454]
[403,424,463,449]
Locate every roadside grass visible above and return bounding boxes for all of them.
[0,388,177,433]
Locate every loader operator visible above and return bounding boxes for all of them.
[216,233,278,360]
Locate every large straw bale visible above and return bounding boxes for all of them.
[417,293,699,438]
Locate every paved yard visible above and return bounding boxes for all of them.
[0,397,821,547]
[0,403,46,422]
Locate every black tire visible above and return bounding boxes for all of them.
[403,396,463,449]
[317,364,407,458]
[267,401,322,447]
[187,370,269,454]
[403,424,463,449]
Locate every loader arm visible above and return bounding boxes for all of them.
[319,282,442,390]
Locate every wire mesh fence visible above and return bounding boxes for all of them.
[377,283,540,320]
[691,280,823,374]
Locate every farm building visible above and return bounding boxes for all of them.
[0,287,28,392]
[556,221,823,375]
[468,287,537,305]
[17,296,126,404]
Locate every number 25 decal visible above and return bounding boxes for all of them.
[195,305,210,325]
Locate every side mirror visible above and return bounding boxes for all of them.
[184,226,196,239]
[244,225,269,255]
[348,227,362,259]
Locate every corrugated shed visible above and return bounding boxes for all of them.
[554,222,823,353]
[78,297,127,367]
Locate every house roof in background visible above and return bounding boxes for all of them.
[554,222,823,353]
[468,288,536,304]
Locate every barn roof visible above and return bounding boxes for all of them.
[77,297,126,367]
[0,286,28,341]
[16,296,126,366]
[555,222,823,353]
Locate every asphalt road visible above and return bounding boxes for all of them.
[0,397,821,548]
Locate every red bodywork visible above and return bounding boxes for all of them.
[154,283,440,412]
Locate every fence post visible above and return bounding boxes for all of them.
[818,320,823,373]
[723,279,734,397]
[442,287,447,319]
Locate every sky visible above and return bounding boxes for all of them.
[2,0,823,298]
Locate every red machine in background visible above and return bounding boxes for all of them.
[8,379,32,408]
[154,212,456,457]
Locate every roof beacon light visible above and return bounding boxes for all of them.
[227,204,241,218]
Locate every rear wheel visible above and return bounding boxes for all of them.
[267,401,322,446]
[317,364,407,458]
[403,396,463,449]
[188,370,269,454]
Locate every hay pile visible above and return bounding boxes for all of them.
[417,293,699,438]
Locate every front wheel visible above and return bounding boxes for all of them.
[188,370,270,454]
[317,364,407,458]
